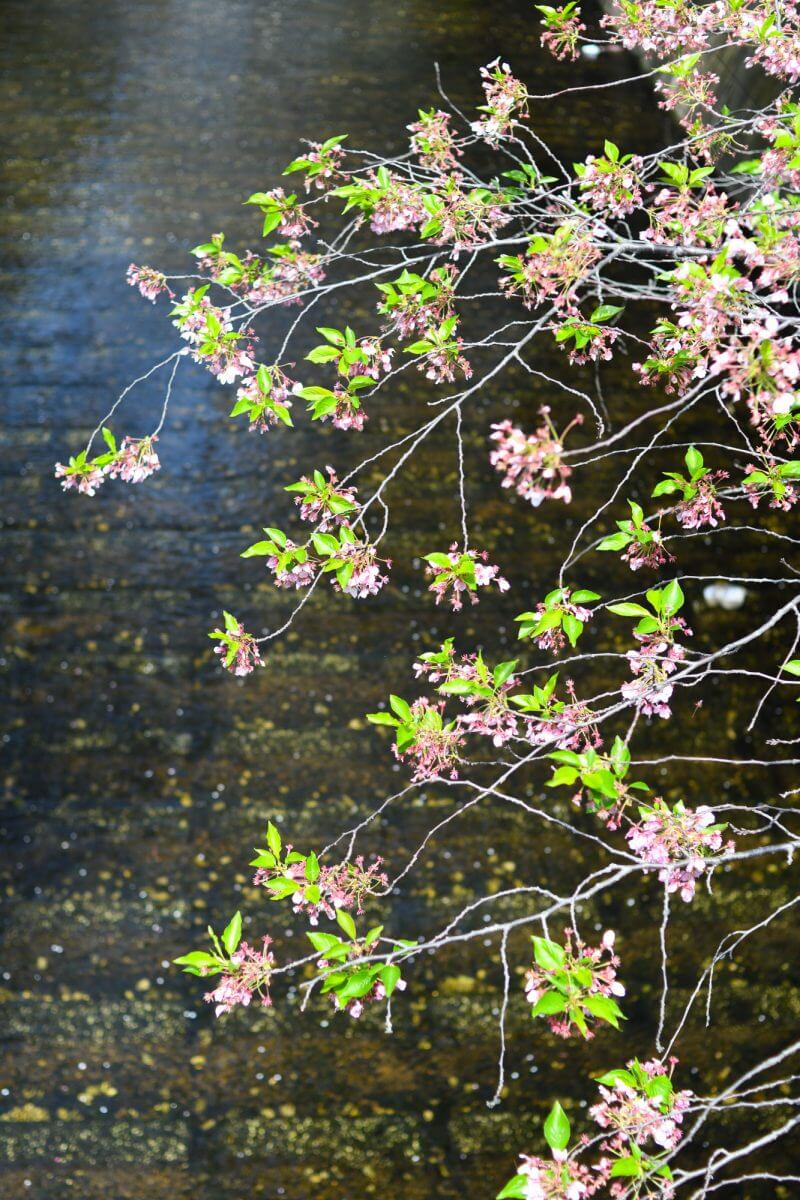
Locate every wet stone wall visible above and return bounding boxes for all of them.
[2,2,799,1199]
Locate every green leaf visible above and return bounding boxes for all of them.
[783,660,800,677]
[610,736,630,776]
[380,963,402,996]
[684,445,704,476]
[307,931,343,954]
[241,540,275,558]
[661,578,684,616]
[590,304,623,323]
[266,821,282,858]
[595,1068,636,1087]
[646,1074,674,1110]
[570,589,600,603]
[389,694,413,722]
[337,909,357,940]
[439,678,478,696]
[261,211,282,236]
[533,610,562,634]
[305,852,320,883]
[610,1157,643,1179]
[543,1100,571,1152]
[496,1175,528,1199]
[258,528,284,549]
[532,936,566,971]
[221,911,242,956]
[652,478,681,498]
[562,613,584,647]
[549,749,580,765]
[628,499,644,525]
[367,710,399,726]
[583,769,619,800]
[607,602,651,618]
[530,990,568,1017]
[583,994,625,1027]
[336,561,354,590]
[634,616,660,635]
[396,725,415,752]
[646,587,663,613]
[336,968,378,1002]
[598,531,631,551]
[173,950,218,970]
[548,766,579,787]
[312,532,340,556]
[493,660,518,687]
[306,344,341,363]
[315,326,345,346]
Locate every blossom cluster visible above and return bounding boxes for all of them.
[254,848,387,925]
[209,612,264,676]
[245,186,317,239]
[402,646,602,767]
[621,634,687,720]
[313,927,408,1020]
[429,648,521,747]
[284,135,347,191]
[423,180,511,254]
[408,108,462,175]
[576,142,644,218]
[471,58,529,143]
[171,287,256,383]
[126,263,173,302]
[599,500,675,572]
[490,410,580,507]
[423,545,509,610]
[231,364,300,433]
[524,929,625,1040]
[536,2,586,61]
[504,1059,693,1200]
[376,266,457,339]
[367,691,466,781]
[55,432,160,497]
[514,1151,599,1200]
[174,912,274,1017]
[190,235,326,308]
[517,586,598,653]
[626,800,733,900]
[244,525,391,599]
[590,1058,693,1154]
[203,938,275,1016]
[498,225,601,310]
[285,465,359,529]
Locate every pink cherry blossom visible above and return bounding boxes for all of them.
[55,463,106,497]
[105,435,161,484]
[490,410,580,506]
[126,263,173,303]
[626,800,733,900]
[203,937,275,1016]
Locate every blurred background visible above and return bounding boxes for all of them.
[1,2,798,1197]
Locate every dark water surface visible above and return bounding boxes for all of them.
[2,2,799,1198]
